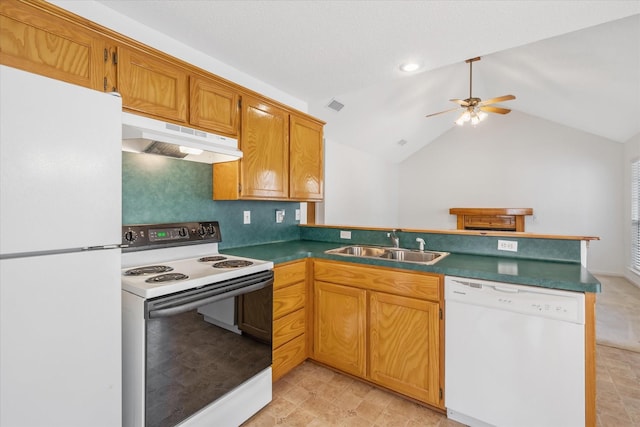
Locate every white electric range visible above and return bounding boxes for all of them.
[121,221,274,427]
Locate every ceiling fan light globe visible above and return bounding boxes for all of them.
[478,111,488,121]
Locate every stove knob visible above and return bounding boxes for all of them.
[124,230,138,243]
[178,227,188,237]
[197,225,207,236]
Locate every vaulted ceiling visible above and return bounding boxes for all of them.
[96,1,640,162]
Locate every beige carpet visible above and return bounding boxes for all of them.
[595,274,640,353]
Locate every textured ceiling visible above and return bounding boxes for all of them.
[95,1,640,162]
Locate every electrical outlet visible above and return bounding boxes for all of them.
[295,209,301,221]
[497,240,518,252]
[340,230,352,239]
[275,209,285,223]
[243,211,251,225]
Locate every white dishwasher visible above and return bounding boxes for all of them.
[444,276,585,427]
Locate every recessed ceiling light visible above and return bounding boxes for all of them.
[399,63,420,72]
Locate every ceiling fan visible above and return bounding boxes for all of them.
[426,57,515,126]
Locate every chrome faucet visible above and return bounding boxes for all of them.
[416,237,426,251]
[387,229,400,248]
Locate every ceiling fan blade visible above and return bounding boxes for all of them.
[478,94,516,106]
[450,98,470,106]
[425,107,461,118]
[480,105,511,115]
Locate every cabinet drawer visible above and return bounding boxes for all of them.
[464,215,515,230]
[274,260,306,289]
[314,260,440,301]
[273,308,305,348]
[272,334,306,382]
[274,281,305,319]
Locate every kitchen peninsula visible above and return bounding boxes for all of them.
[222,224,600,426]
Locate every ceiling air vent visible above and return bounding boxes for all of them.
[326,98,345,112]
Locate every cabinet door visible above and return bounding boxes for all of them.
[190,75,239,137]
[237,285,272,343]
[239,95,289,199]
[0,0,107,91]
[117,46,188,123]
[289,114,324,200]
[369,291,441,406]
[313,281,366,377]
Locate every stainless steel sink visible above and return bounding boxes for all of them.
[325,245,449,265]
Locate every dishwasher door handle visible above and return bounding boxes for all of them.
[493,285,520,293]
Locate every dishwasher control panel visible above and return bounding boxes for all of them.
[444,276,585,324]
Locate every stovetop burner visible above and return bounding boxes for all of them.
[124,265,174,276]
[145,273,189,283]
[198,256,227,262]
[213,260,254,269]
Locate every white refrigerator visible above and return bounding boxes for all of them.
[0,65,122,426]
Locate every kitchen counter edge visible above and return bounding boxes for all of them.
[221,240,601,293]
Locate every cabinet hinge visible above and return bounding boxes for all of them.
[103,48,109,62]
[112,51,118,65]
[439,388,443,400]
[439,308,443,320]
[103,77,108,92]
[238,184,242,194]
[238,99,242,108]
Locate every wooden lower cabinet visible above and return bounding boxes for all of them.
[369,291,440,405]
[313,281,367,377]
[312,260,444,408]
[272,260,308,381]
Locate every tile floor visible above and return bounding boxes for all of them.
[243,275,640,426]
[595,275,640,353]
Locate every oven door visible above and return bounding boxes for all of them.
[143,270,273,427]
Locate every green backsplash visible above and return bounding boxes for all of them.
[122,152,300,249]
[299,226,583,263]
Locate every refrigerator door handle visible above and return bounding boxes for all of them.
[83,244,123,251]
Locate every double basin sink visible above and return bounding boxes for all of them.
[325,245,449,265]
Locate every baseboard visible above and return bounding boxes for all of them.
[591,271,640,290]
[624,269,640,289]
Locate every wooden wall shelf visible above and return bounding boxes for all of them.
[449,208,533,232]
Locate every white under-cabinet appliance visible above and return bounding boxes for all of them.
[445,276,585,427]
[0,65,122,426]
[121,221,274,427]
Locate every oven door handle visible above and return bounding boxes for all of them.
[146,272,273,319]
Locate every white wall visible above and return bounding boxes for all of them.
[624,133,640,285]
[319,139,399,227]
[397,111,623,275]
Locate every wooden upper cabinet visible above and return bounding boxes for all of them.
[117,46,188,123]
[289,114,324,200]
[0,0,107,91]
[189,75,239,137]
[238,95,289,199]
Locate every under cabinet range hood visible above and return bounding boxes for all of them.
[121,112,242,164]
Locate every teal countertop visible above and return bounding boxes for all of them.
[221,239,601,293]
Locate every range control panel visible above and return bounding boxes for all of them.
[122,221,221,251]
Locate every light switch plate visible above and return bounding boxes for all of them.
[275,209,285,223]
[295,209,301,221]
[340,230,352,239]
[243,211,251,224]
